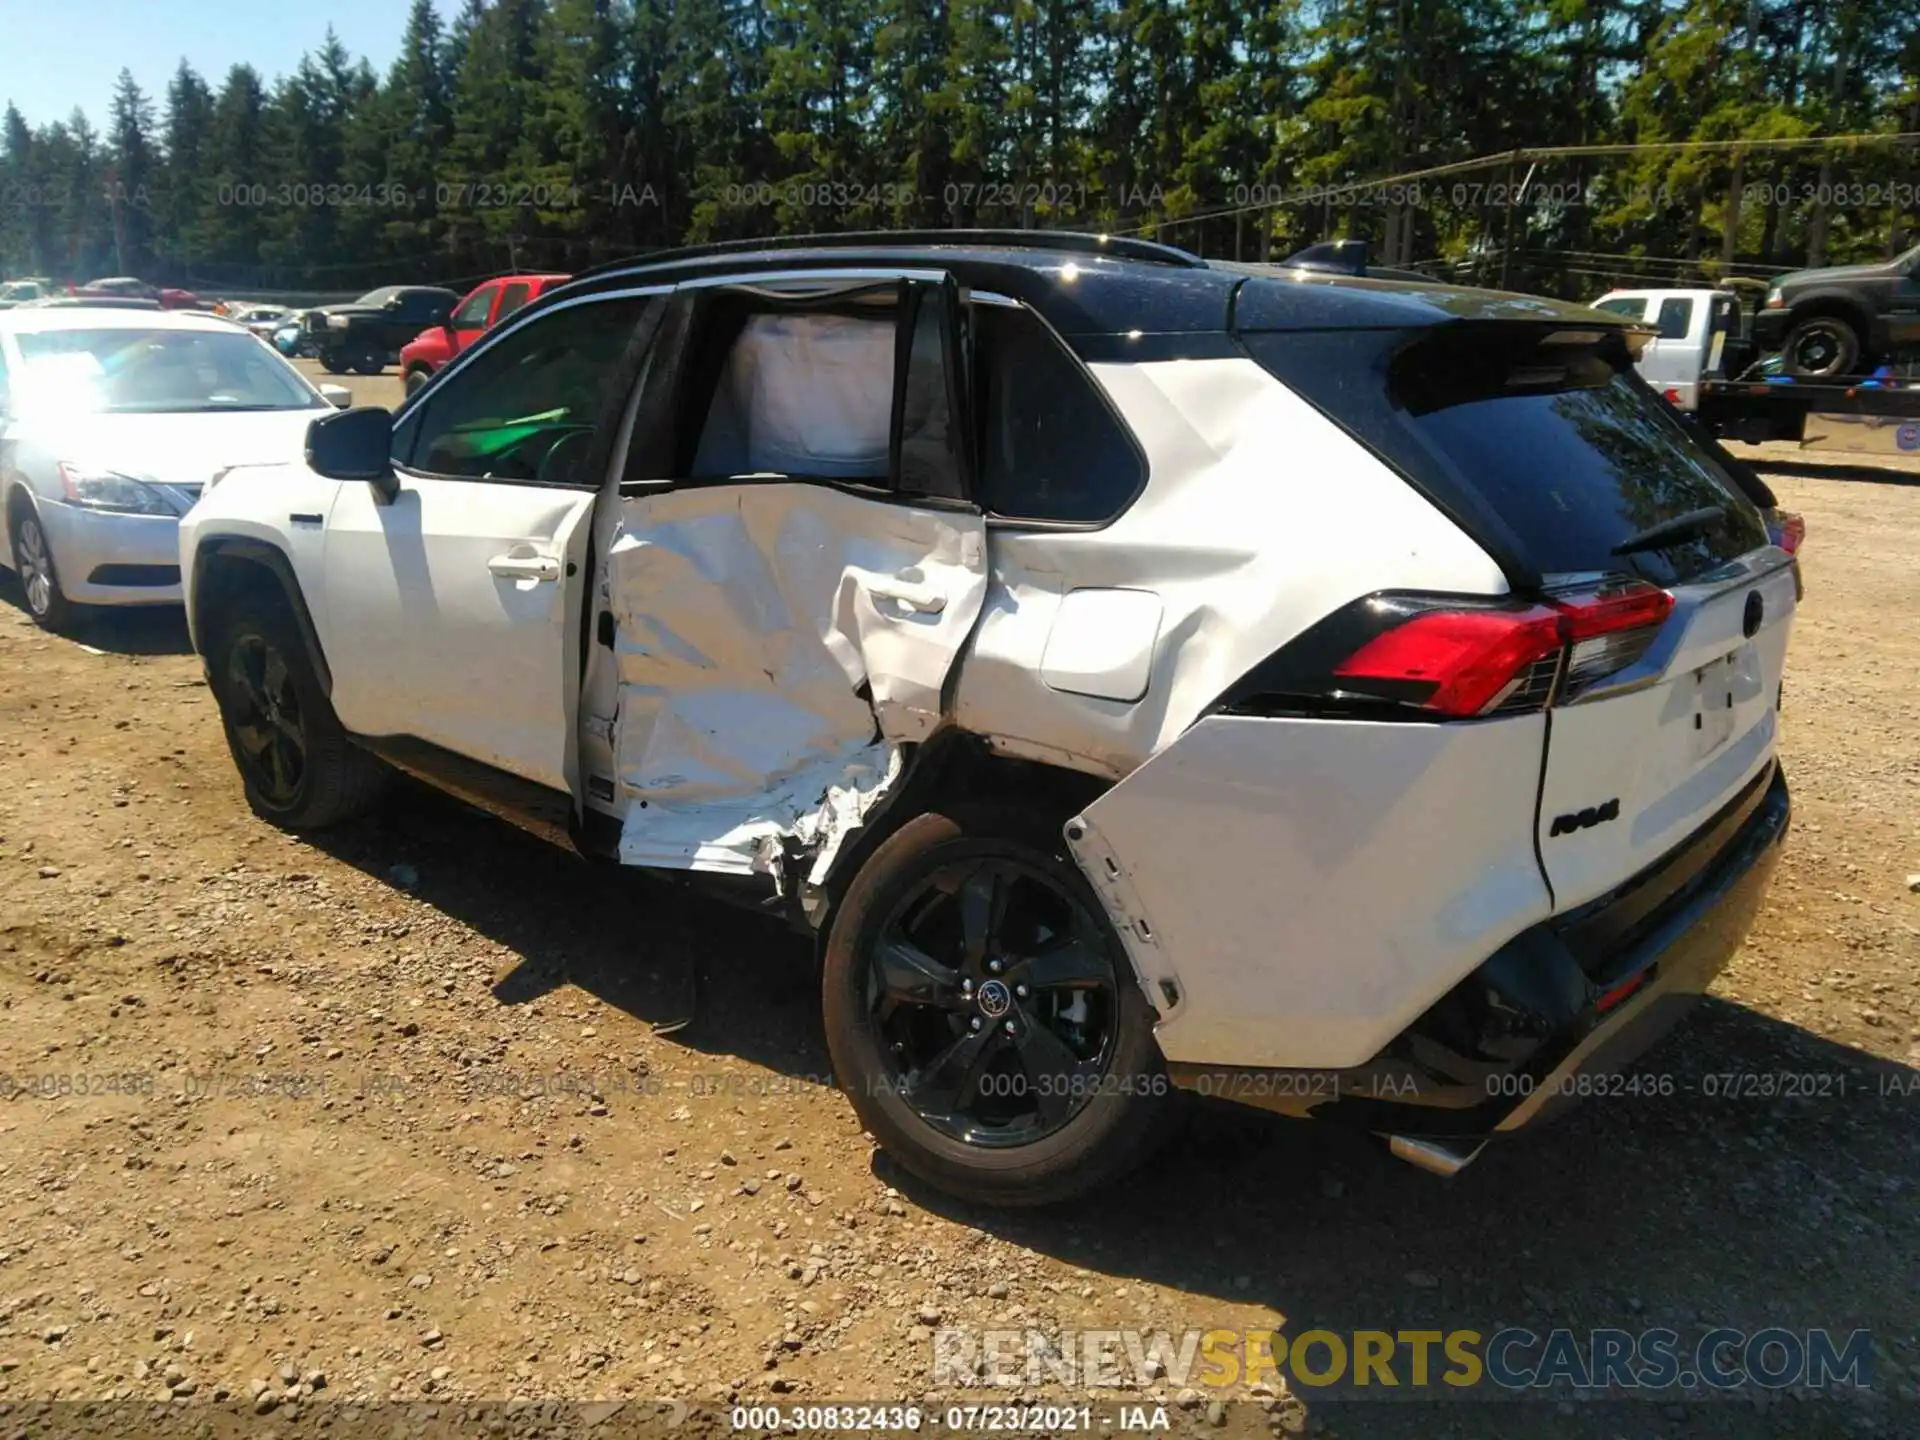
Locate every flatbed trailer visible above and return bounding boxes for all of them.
[1697,376,1920,459]
[1591,286,1920,460]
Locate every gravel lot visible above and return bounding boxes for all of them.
[0,415,1915,1437]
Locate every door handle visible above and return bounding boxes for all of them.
[869,580,947,614]
[488,551,562,582]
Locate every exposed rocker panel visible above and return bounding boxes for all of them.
[359,735,576,851]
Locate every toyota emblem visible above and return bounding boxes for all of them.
[976,979,1013,1019]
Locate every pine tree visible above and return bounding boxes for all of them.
[107,70,158,276]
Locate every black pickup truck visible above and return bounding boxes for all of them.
[1750,242,1920,378]
[306,285,460,375]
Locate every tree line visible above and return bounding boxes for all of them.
[1,0,1916,298]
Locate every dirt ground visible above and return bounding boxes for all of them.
[0,413,1916,1438]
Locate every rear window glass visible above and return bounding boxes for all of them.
[1241,324,1767,587]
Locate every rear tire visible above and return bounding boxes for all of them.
[210,599,388,830]
[8,500,75,632]
[1782,315,1864,378]
[352,347,386,376]
[822,806,1182,1207]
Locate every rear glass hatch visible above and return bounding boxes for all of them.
[1237,310,1793,915]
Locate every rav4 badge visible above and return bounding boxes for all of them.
[1550,798,1621,837]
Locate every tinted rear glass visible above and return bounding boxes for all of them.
[1241,324,1768,586]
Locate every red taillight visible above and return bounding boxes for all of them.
[1774,510,1805,556]
[1334,606,1563,717]
[1332,583,1673,717]
[1662,387,1682,405]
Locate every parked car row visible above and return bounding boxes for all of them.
[0,306,349,628]
[3,234,1800,1209]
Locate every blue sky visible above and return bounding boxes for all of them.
[1,0,445,133]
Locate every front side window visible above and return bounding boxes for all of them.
[451,286,495,328]
[973,303,1144,523]
[13,328,323,414]
[1591,297,1646,319]
[405,296,655,485]
[398,290,456,324]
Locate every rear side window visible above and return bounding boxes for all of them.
[974,303,1143,523]
[1654,297,1693,339]
[496,282,533,321]
[1241,324,1767,587]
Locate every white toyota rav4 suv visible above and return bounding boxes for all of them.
[180,232,1796,1206]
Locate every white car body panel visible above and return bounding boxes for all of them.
[1535,554,1797,910]
[321,474,595,793]
[951,357,1511,778]
[585,482,987,878]
[2,307,328,607]
[178,462,346,649]
[1067,712,1555,1069]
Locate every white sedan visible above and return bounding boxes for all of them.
[0,307,347,629]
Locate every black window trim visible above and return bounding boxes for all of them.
[968,291,1153,533]
[396,288,670,492]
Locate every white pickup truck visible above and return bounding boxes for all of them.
[1594,285,1920,459]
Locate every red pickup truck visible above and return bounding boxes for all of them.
[399,273,570,395]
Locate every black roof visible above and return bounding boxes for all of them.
[545,230,1632,357]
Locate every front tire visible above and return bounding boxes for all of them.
[210,600,388,829]
[822,807,1181,1207]
[403,366,431,396]
[1782,315,1864,378]
[8,502,74,631]
[320,351,350,375]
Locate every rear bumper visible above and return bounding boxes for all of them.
[1168,764,1791,1141]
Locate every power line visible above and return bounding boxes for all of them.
[1113,131,1920,237]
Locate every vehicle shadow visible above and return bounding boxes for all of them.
[880,996,1915,1425]
[1739,454,1920,488]
[294,777,1913,1434]
[0,576,195,655]
[299,776,831,1082]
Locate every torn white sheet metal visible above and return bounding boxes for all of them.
[606,482,988,877]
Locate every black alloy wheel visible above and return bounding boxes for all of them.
[866,854,1121,1147]
[224,630,309,809]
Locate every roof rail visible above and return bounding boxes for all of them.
[575,228,1205,280]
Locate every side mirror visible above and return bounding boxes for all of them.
[307,406,399,503]
[318,383,352,409]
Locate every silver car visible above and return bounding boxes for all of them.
[0,307,348,629]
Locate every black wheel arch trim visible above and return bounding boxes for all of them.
[190,535,334,696]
